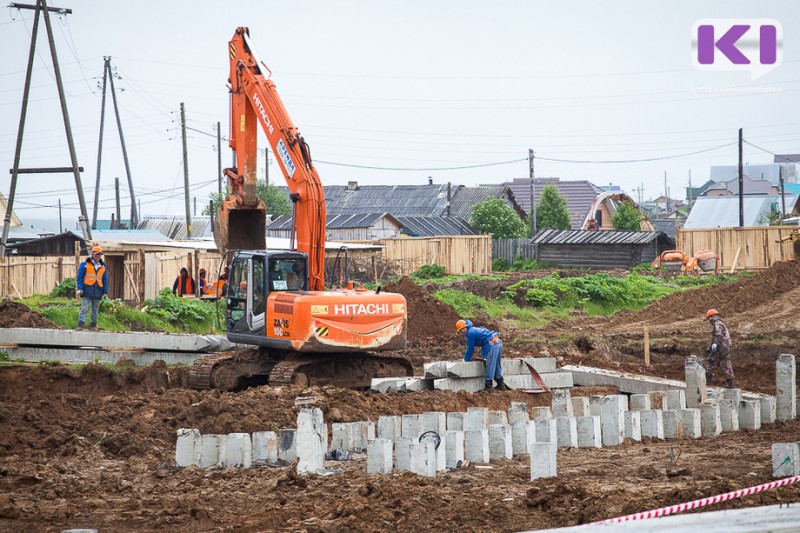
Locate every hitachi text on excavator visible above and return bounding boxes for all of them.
[189,27,412,391]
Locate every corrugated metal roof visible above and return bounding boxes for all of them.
[531,229,673,246]
[395,216,475,236]
[775,154,800,163]
[278,184,451,217]
[504,178,603,230]
[137,216,213,240]
[448,186,526,220]
[710,164,781,184]
[683,195,800,228]
[267,212,394,230]
[704,175,774,195]
[93,229,173,242]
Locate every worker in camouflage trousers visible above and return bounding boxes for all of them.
[704,309,734,388]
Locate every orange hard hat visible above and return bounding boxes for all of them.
[91,245,103,254]
[456,319,468,332]
[705,309,719,320]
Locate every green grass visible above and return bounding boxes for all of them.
[407,272,509,284]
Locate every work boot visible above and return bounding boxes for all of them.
[705,371,713,383]
[494,378,510,391]
[90,323,98,331]
[484,380,493,390]
[76,322,85,331]
[725,378,734,389]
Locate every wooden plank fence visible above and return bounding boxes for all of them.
[492,238,537,264]
[377,235,492,275]
[677,226,798,270]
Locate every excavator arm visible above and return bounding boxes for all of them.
[216,27,326,290]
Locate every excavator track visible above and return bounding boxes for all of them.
[188,348,413,391]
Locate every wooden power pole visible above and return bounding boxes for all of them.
[181,102,192,239]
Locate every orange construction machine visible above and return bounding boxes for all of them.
[652,249,719,275]
[190,27,411,390]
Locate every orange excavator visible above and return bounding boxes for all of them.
[652,249,720,275]
[189,27,412,390]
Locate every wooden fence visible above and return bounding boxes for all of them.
[377,235,492,275]
[492,238,537,264]
[676,226,798,270]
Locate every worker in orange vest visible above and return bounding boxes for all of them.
[172,267,196,296]
[76,245,108,330]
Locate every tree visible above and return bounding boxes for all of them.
[469,198,528,239]
[535,185,571,230]
[204,180,291,216]
[611,201,643,231]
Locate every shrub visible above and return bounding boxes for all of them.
[412,264,446,279]
[524,288,558,307]
[492,258,510,272]
[51,277,76,298]
[143,288,217,331]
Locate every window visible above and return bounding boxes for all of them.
[269,258,307,291]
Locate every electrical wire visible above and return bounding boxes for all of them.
[533,142,736,164]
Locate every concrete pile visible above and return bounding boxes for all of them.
[371,357,573,393]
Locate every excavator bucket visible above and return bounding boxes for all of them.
[214,198,266,254]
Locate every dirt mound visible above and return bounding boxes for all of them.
[384,276,461,348]
[605,259,800,328]
[0,300,57,328]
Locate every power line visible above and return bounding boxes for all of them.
[534,142,736,164]
[316,158,526,171]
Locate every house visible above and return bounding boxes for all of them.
[503,178,603,230]
[586,191,654,231]
[711,163,799,185]
[530,229,674,269]
[266,212,475,240]
[683,195,800,228]
[5,231,87,256]
[701,175,779,196]
[138,216,214,240]
[685,180,716,205]
[448,185,526,221]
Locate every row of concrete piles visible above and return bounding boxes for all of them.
[176,353,799,480]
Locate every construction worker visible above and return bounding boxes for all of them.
[76,245,108,330]
[705,309,734,388]
[456,319,508,390]
[198,269,207,295]
[172,267,196,296]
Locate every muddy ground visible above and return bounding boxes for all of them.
[1,260,800,532]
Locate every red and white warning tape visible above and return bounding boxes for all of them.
[590,474,800,525]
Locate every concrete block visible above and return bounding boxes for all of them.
[540,371,574,389]
[223,433,252,468]
[175,428,201,467]
[296,408,325,474]
[503,372,573,390]
[434,377,485,393]
[681,409,702,439]
[278,429,297,463]
[589,396,603,417]
[198,434,226,469]
[662,411,683,440]
[601,395,626,446]
[576,416,602,448]
[685,355,707,408]
[251,431,278,466]
[445,430,465,469]
[640,410,664,440]
[502,357,558,375]
[723,388,742,404]
[445,361,485,378]
[488,424,513,460]
[648,391,668,411]
[367,438,393,474]
[772,443,800,478]
[371,377,409,393]
[409,441,436,477]
[760,396,777,424]
[701,402,721,437]
[530,441,557,480]
[447,412,464,431]
[555,416,578,448]
[464,429,490,463]
[719,399,740,433]
[420,412,446,471]
[707,389,721,402]
[533,417,557,444]
[465,407,489,430]
[563,364,685,394]
[776,354,797,421]
[531,406,552,420]
[511,421,530,456]
[395,437,413,471]
[401,378,434,392]
[488,410,508,426]
[423,361,448,379]
[551,389,573,417]
[739,400,761,430]
[571,397,590,417]
[666,390,686,411]
[401,414,420,439]
[331,423,354,451]
[629,394,651,412]
[624,411,641,441]
[508,402,529,425]
[377,415,402,442]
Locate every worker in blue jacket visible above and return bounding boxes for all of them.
[76,245,109,330]
[456,319,508,390]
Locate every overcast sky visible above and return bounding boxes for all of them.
[1,0,798,230]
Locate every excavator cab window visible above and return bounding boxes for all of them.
[269,257,307,292]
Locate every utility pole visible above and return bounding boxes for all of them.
[217,121,222,195]
[114,177,121,227]
[663,171,669,214]
[58,199,62,232]
[92,57,109,229]
[264,148,269,185]
[738,128,744,227]
[181,102,192,238]
[1,0,91,257]
[529,149,536,236]
[107,57,137,227]
[688,170,692,205]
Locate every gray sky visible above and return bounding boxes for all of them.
[1,0,798,229]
